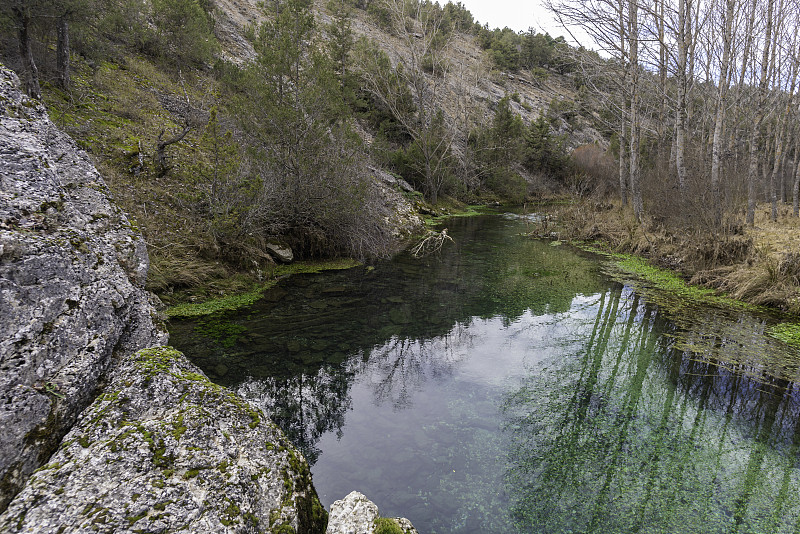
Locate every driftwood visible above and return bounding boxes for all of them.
[410,228,453,258]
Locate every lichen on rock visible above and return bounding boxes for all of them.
[0,346,327,534]
[0,63,166,511]
[326,491,417,534]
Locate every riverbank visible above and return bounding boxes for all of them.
[161,199,500,318]
[535,198,800,343]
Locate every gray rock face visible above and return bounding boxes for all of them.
[266,242,295,263]
[0,346,327,533]
[326,491,418,534]
[0,65,166,509]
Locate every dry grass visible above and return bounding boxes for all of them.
[748,206,800,264]
[42,56,242,300]
[547,199,800,314]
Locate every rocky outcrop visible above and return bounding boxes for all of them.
[0,65,166,510]
[326,492,418,534]
[371,169,424,240]
[0,346,327,533]
[0,65,327,534]
[266,242,295,263]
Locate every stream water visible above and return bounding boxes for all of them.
[169,214,800,533]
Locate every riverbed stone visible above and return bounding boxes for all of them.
[326,491,418,534]
[0,64,166,510]
[0,346,327,534]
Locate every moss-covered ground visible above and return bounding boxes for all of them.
[165,259,361,318]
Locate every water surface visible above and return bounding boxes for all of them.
[169,215,800,533]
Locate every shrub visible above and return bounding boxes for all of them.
[487,167,527,204]
[571,144,617,197]
[151,0,218,66]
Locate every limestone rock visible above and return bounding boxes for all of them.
[0,346,327,534]
[266,242,294,263]
[326,491,418,534]
[369,173,424,241]
[0,64,166,509]
[371,166,415,193]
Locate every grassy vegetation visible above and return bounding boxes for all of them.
[41,56,231,296]
[373,517,407,534]
[546,199,800,315]
[165,259,360,318]
[577,243,760,313]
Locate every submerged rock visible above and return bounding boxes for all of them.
[326,491,418,534]
[0,346,327,534]
[0,64,165,509]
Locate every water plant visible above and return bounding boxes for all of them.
[767,322,800,348]
[165,259,360,318]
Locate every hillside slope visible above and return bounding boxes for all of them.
[2,0,604,307]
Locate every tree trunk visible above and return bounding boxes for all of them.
[793,139,800,216]
[617,0,629,207]
[619,118,629,206]
[746,0,774,226]
[628,0,643,221]
[769,58,798,220]
[656,0,667,151]
[674,0,690,193]
[155,125,192,175]
[56,16,70,89]
[747,133,758,225]
[710,0,735,226]
[14,7,41,100]
[780,150,788,204]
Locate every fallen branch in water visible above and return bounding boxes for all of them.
[411,228,454,258]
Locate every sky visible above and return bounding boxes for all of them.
[459,0,564,36]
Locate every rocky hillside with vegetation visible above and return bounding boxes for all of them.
[0,63,330,532]
[0,0,603,307]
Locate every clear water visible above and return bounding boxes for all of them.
[168,214,800,533]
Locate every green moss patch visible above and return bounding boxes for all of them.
[373,517,406,534]
[767,322,800,348]
[579,245,758,312]
[165,259,361,318]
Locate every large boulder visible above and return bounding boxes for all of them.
[0,346,327,533]
[0,65,166,509]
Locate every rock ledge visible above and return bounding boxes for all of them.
[0,346,327,533]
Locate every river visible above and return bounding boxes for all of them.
[168,214,800,533]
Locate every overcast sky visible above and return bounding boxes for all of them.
[459,0,562,35]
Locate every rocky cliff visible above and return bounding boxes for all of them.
[0,65,328,532]
[0,64,167,509]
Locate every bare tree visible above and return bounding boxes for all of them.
[628,0,644,220]
[746,0,775,226]
[356,0,456,203]
[546,0,642,215]
[674,0,692,193]
[709,0,737,225]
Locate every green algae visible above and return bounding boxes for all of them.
[165,259,361,319]
[422,204,491,226]
[579,244,759,312]
[768,322,800,348]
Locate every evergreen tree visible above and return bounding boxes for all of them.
[235,0,389,257]
[489,95,524,166]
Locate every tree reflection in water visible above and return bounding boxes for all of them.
[503,285,800,534]
[237,367,355,464]
[168,215,800,533]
